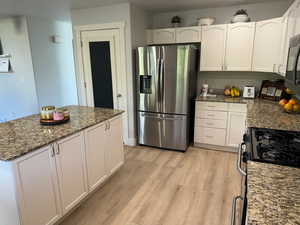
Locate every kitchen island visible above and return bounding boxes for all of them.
[0,105,124,225]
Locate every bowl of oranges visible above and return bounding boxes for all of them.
[279,98,300,114]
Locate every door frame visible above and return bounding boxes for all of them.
[74,22,129,144]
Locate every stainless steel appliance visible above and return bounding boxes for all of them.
[233,127,300,225]
[286,34,300,85]
[136,44,198,151]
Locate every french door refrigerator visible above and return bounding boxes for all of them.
[136,44,198,151]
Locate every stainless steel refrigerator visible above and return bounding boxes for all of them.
[136,44,198,151]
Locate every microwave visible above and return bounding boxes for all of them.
[286,34,300,85]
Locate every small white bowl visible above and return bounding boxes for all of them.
[197,17,216,26]
[231,15,250,23]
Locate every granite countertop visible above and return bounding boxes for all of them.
[0,106,123,161]
[195,95,250,104]
[247,99,300,132]
[247,161,300,225]
[196,95,300,132]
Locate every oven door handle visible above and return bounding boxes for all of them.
[230,195,244,225]
[237,143,247,176]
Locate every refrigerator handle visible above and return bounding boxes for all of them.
[160,47,165,112]
[157,58,161,110]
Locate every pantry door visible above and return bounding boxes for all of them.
[81,29,122,109]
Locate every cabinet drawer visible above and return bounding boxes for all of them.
[196,101,228,112]
[194,127,226,146]
[196,110,228,120]
[228,103,247,113]
[195,118,227,129]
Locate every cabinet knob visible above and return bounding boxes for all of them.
[117,94,122,98]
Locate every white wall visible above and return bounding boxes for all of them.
[27,17,78,108]
[151,0,294,28]
[0,16,39,121]
[198,72,282,95]
[131,5,152,49]
[71,3,136,145]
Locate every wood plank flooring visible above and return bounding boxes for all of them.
[60,146,241,225]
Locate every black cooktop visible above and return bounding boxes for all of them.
[249,128,300,168]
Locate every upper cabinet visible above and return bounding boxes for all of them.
[152,28,176,44]
[225,22,255,71]
[147,27,201,45]
[200,24,227,71]
[175,26,202,43]
[252,18,284,73]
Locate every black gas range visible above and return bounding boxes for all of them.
[243,127,300,168]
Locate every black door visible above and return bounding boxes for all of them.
[89,41,114,109]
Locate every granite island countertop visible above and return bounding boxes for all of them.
[0,105,123,161]
[247,161,300,225]
[196,95,300,132]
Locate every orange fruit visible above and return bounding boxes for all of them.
[279,99,288,106]
[284,103,293,112]
[288,99,297,105]
[293,104,300,113]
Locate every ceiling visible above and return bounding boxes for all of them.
[71,0,290,11]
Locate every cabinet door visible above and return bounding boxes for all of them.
[16,145,61,225]
[252,18,284,73]
[293,2,300,36]
[175,27,201,43]
[200,24,227,71]
[106,116,124,175]
[56,133,88,214]
[84,123,108,191]
[225,22,255,71]
[152,28,176,44]
[226,112,246,148]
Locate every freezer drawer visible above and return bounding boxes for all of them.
[138,112,189,151]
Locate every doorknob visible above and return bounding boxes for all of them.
[117,94,122,98]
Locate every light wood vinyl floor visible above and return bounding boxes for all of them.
[60,146,241,225]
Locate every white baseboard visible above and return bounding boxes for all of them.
[124,137,137,146]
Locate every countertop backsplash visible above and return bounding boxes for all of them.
[197,71,282,96]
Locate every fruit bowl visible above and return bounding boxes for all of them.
[279,98,300,114]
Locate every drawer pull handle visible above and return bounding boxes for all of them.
[206,123,214,125]
[205,136,213,138]
[207,114,214,117]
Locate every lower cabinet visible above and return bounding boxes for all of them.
[194,101,247,151]
[1,115,124,225]
[16,145,61,225]
[226,112,247,147]
[55,133,88,214]
[84,116,124,191]
[105,116,124,175]
[85,122,108,191]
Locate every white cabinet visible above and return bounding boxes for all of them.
[200,24,227,71]
[0,115,124,225]
[152,28,176,44]
[85,123,108,191]
[225,22,255,71]
[175,26,201,43]
[252,18,284,73]
[55,133,88,214]
[84,116,124,191]
[194,101,247,151]
[105,116,124,175]
[16,145,61,225]
[226,112,247,147]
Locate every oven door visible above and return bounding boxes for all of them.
[230,143,248,225]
